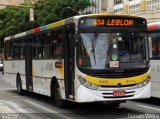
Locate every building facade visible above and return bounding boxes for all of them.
[0,0,35,9]
[101,0,160,23]
[84,0,102,13]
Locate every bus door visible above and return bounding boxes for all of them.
[64,24,75,99]
[25,36,33,91]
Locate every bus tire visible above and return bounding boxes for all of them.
[17,75,25,95]
[54,81,66,108]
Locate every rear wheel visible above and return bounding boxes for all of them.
[54,82,66,108]
[17,75,25,95]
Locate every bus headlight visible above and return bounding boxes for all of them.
[136,77,150,88]
[77,75,86,84]
[77,75,98,90]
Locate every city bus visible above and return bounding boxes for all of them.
[4,14,150,108]
[148,22,160,98]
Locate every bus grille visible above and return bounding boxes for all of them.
[100,84,137,88]
[103,95,134,98]
[102,91,135,99]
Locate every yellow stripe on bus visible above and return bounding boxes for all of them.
[85,73,149,86]
[47,20,65,29]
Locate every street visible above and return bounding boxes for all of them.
[0,73,159,119]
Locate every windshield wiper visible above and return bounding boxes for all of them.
[91,31,98,65]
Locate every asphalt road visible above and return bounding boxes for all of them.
[0,72,160,119]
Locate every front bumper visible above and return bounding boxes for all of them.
[75,82,151,102]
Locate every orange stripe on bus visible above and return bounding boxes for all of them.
[148,24,157,30]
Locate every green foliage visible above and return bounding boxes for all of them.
[0,6,33,50]
[0,0,93,50]
[35,0,93,26]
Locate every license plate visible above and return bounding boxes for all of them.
[113,90,126,96]
[110,61,119,68]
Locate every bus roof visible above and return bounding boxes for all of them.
[4,13,141,42]
[147,22,160,31]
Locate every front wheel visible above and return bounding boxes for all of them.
[17,75,25,95]
[54,82,67,108]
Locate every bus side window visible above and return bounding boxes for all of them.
[13,42,16,60]
[20,39,25,60]
[5,41,11,60]
[10,42,13,60]
[51,31,55,58]
[42,32,51,59]
[15,40,21,60]
[53,30,64,58]
[35,35,42,59]
[32,38,36,59]
[12,40,20,60]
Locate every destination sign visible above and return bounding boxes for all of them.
[96,19,133,26]
[79,16,146,28]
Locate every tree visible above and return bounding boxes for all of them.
[35,0,93,26]
[0,6,35,50]
[0,0,94,50]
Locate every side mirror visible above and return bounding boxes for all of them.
[74,34,81,46]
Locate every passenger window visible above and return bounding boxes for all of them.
[13,41,20,60]
[20,39,26,59]
[42,32,52,59]
[53,30,64,58]
[34,35,42,59]
[5,41,11,60]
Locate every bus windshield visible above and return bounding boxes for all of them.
[77,32,148,70]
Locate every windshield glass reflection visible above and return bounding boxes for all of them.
[77,32,148,69]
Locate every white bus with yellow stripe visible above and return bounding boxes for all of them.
[4,14,150,107]
[147,22,160,98]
